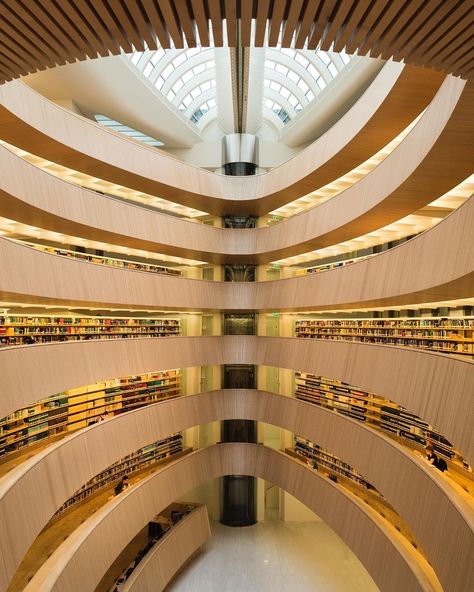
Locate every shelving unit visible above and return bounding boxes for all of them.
[21,240,181,276]
[0,369,181,459]
[293,436,373,488]
[55,433,184,515]
[0,314,180,346]
[295,254,375,276]
[295,371,470,471]
[295,318,474,357]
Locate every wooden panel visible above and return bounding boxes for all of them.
[0,1,470,82]
[0,190,472,316]
[121,504,211,592]
[21,444,441,592]
[0,335,471,462]
[1,391,470,591]
[0,62,447,216]
[0,71,465,263]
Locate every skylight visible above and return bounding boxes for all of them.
[128,47,216,126]
[126,43,354,132]
[262,48,351,126]
[94,115,164,147]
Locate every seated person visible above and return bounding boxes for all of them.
[114,475,130,495]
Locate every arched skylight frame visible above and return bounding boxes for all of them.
[262,47,352,128]
[128,47,216,126]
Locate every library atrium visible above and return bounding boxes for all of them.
[0,2,473,591]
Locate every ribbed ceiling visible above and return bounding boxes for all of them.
[0,0,472,84]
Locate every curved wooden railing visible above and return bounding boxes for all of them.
[1,337,471,461]
[1,390,471,591]
[119,504,211,592]
[0,76,469,258]
[0,65,446,216]
[22,444,442,592]
[0,193,472,312]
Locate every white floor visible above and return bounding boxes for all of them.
[168,519,378,591]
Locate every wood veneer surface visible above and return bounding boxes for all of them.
[0,391,470,592]
[0,73,468,263]
[0,192,472,311]
[0,1,471,81]
[0,336,472,461]
[120,504,211,592]
[22,444,440,592]
[0,65,446,216]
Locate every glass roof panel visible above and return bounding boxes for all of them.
[94,115,164,147]
[126,42,354,131]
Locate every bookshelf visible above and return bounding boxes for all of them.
[0,314,181,346]
[55,434,184,515]
[293,436,373,488]
[21,240,181,276]
[295,254,375,276]
[295,317,474,357]
[295,371,471,472]
[0,369,181,459]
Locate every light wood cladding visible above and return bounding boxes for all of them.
[0,64,448,217]
[0,1,472,82]
[0,73,469,263]
[22,444,441,592]
[120,504,211,592]
[0,336,471,462]
[1,390,470,591]
[0,194,472,312]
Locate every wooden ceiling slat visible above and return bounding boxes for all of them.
[0,35,38,73]
[224,0,237,47]
[126,1,159,50]
[7,0,78,63]
[92,1,134,53]
[156,0,184,48]
[254,0,270,47]
[357,0,416,57]
[41,0,103,59]
[26,1,86,60]
[190,0,210,46]
[392,2,466,63]
[174,1,198,48]
[433,32,473,71]
[281,0,304,47]
[295,0,323,48]
[268,0,287,47]
[345,1,388,54]
[141,0,172,49]
[0,22,44,72]
[240,0,254,47]
[332,0,372,53]
[0,0,471,82]
[307,0,339,51]
[59,1,114,57]
[0,51,27,79]
[208,0,223,46]
[320,0,356,52]
[0,4,60,66]
[416,12,473,66]
[109,1,147,51]
[377,0,444,60]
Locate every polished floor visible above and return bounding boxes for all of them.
[168,518,378,591]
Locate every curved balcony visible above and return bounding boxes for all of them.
[22,443,441,592]
[0,75,469,264]
[0,64,445,217]
[1,193,472,312]
[1,390,471,591]
[0,336,471,461]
